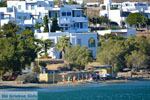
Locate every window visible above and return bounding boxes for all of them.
[65,24,68,30]
[24,16,27,20]
[71,25,74,29]
[88,38,96,47]
[67,12,71,16]
[80,23,83,28]
[18,5,21,10]
[77,23,79,28]
[84,24,87,28]
[18,16,21,19]
[62,12,66,16]
[77,39,81,46]
[7,8,13,12]
[26,5,29,10]
[31,5,35,10]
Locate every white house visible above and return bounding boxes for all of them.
[35,32,97,59]
[97,29,136,38]
[0,0,54,30]
[121,2,148,12]
[100,0,150,27]
[1,1,90,33]
[48,5,90,33]
[7,0,54,16]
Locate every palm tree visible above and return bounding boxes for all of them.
[56,35,71,59]
[43,39,53,57]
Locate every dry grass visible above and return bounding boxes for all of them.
[35,58,64,62]
[35,58,65,70]
[87,7,101,18]
[137,31,150,37]
[46,63,65,70]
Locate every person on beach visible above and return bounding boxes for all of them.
[73,76,76,82]
[68,76,70,82]
[90,75,93,81]
[103,74,106,81]
[97,73,100,81]
[86,74,88,80]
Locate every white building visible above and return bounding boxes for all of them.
[35,32,97,58]
[0,1,90,33]
[49,5,90,33]
[121,2,149,12]
[0,0,54,30]
[100,0,150,27]
[0,0,97,59]
[97,29,136,38]
[7,0,54,16]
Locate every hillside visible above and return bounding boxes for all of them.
[86,0,150,3]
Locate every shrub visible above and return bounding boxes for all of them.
[32,66,40,73]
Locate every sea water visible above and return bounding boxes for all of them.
[1,81,150,100]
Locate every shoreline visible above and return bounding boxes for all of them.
[0,79,150,89]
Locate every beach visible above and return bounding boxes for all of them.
[0,79,150,89]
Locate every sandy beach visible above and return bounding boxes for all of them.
[1,79,150,89]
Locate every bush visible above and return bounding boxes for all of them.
[32,66,40,73]
[16,73,38,83]
[102,5,106,10]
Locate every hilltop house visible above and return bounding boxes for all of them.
[0,0,54,30]
[48,5,90,33]
[100,0,150,27]
[0,1,90,33]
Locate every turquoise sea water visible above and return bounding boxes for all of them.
[1,81,150,100]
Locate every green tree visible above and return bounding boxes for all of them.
[50,15,60,32]
[68,1,78,5]
[32,66,40,73]
[54,0,62,5]
[97,38,127,71]
[64,45,93,70]
[21,29,33,37]
[97,35,150,72]
[34,22,43,30]
[125,51,149,70]
[126,13,146,28]
[125,36,150,69]
[0,22,39,78]
[102,5,106,10]
[0,2,7,7]
[43,15,49,32]
[56,35,71,59]
[0,21,20,38]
